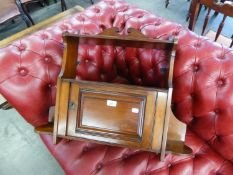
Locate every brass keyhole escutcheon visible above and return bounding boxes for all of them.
[69,102,76,109]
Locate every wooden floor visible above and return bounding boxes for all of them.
[206,30,232,46]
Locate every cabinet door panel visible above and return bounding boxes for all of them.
[65,81,160,150]
[79,91,145,139]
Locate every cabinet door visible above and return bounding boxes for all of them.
[66,81,162,150]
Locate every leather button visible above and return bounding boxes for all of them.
[144,172,150,175]
[122,7,128,12]
[101,47,108,54]
[217,79,225,87]
[214,108,220,114]
[122,153,128,159]
[215,135,221,141]
[41,34,48,40]
[96,163,103,171]
[18,44,25,51]
[193,64,199,72]
[137,78,142,83]
[194,42,201,48]
[172,31,179,36]
[18,67,28,76]
[135,59,140,64]
[77,16,85,22]
[154,22,161,26]
[137,14,144,18]
[94,8,100,13]
[110,17,115,24]
[191,117,196,124]
[218,54,225,60]
[101,73,105,79]
[190,92,195,97]
[99,24,106,30]
[44,56,51,63]
[60,25,68,30]
[83,146,89,152]
[109,1,115,5]
[148,69,154,74]
[85,59,89,63]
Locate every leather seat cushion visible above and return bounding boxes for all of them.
[40,129,233,175]
[0,0,233,174]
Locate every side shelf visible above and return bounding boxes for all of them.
[35,106,55,135]
[35,123,54,135]
[34,122,192,155]
[166,140,192,155]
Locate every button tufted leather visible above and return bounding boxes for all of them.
[1,0,233,174]
[18,67,28,76]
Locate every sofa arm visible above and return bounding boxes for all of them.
[0,6,84,126]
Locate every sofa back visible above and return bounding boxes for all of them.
[0,0,233,166]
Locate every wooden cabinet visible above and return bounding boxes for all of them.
[56,80,169,154]
[36,28,192,160]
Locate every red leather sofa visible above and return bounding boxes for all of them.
[0,0,233,174]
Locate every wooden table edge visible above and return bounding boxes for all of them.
[0,5,84,102]
[0,94,7,106]
[0,5,84,48]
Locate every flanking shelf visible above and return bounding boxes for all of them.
[35,123,54,135]
[34,122,192,156]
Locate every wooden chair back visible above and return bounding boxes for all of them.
[189,0,233,47]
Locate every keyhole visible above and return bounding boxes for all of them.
[69,102,76,109]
